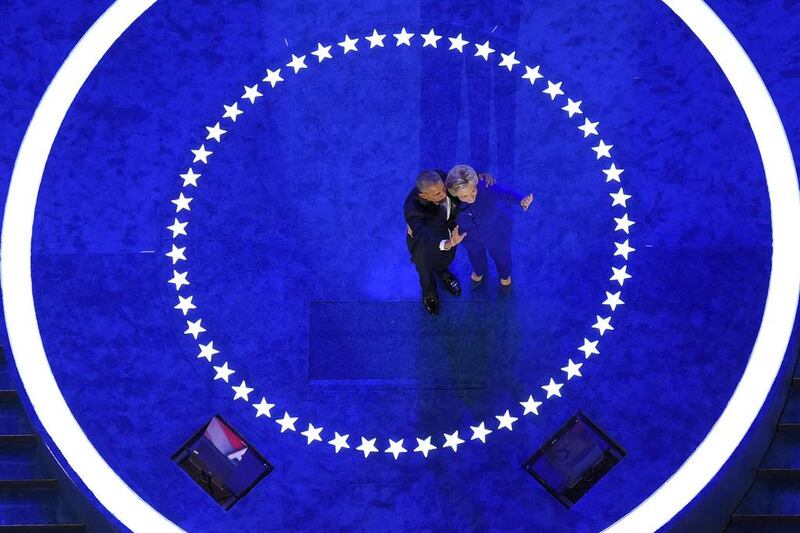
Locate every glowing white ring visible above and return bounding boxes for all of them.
[0,1,180,530]
[1,1,797,532]
[607,1,799,530]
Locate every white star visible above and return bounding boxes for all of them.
[543,80,564,100]
[421,28,442,48]
[168,270,189,290]
[286,54,307,74]
[542,378,564,398]
[614,213,636,234]
[603,291,625,311]
[561,359,583,380]
[578,338,600,359]
[180,168,201,187]
[184,318,206,339]
[474,40,495,60]
[241,84,263,104]
[191,144,212,164]
[311,42,333,62]
[338,34,359,54]
[174,295,196,315]
[253,397,275,418]
[469,422,493,443]
[197,341,219,362]
[592,140,613,159]
[300,423,323,444]
[205,122,227,142]
[520,395,543,416]
[414,436,437,457]
[442,431,465,452]
[171,192,192,212]
[385,438,407,460]
[614,239,636,260]
[603,163,624,182]
[393,27,414,46]
[165,244,186,264]
[275,412,298,433]
[262,68,284,88]
[166,218,188,238]
[578,118,599,137]
[448,33,469,52]
[561,98,583,118]
[611,265,632,286]
[592,315,614,336]
[610,187,632,207]
[232,380,254,401]
[356,437,379,458]
[496,410,518,431]
[498,51,520,71]
[213,361,235,382]
[365,29,386,48]
[222,103,243,122]
[328,432,350,453]
[522,65,543,85]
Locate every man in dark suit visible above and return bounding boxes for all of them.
[404,169,464,315]
[405,169,494,314]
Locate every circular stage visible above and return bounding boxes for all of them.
[2,0,799,531]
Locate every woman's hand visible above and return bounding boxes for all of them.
[521,193,533,211]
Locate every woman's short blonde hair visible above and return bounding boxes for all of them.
[446,164,478,194]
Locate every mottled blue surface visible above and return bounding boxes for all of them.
[1,0,799,532]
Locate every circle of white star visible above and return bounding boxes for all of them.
[164,26,635,459]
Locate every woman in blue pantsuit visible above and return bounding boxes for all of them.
[445,164,533,287]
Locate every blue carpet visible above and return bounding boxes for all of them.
[1,0,798,531]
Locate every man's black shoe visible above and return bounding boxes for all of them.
[440,272,462,296]
[423,295,440,315]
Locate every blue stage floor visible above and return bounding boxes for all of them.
[2,0,799,531]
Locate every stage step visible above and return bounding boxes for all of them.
[0,345,86,532]
[0,446,48,480]
[0,526,85,532]
[0,400,32,436]
[0,435,36,446]
[0,480,58,490]
[761,431,800,471]
[0,391,18,402]
[0,366,8,391]
[727,521,800,532]
[0,344,18,396]
[781,386,800,424]
[0,487,80,526]
[732,478,800,518]
[727,369,800,531]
